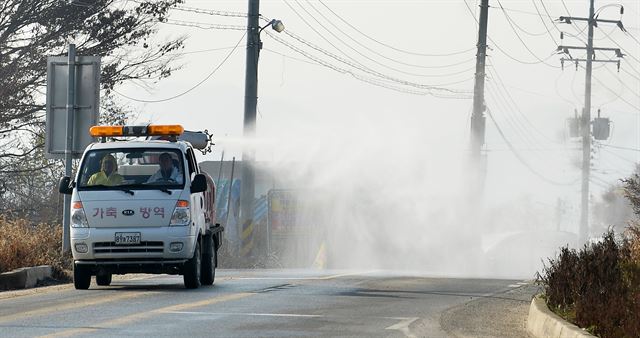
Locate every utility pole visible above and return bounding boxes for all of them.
[470,0,489,162]
[557,1,625,246]
[62,43,77,253]
[581,0,595,248]
[240,0,260,255]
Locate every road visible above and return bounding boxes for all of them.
[0,270,537,337]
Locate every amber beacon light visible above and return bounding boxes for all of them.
[89,125,184,138]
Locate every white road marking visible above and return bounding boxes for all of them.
[161,310,420,337]
[233,270,377,281]
[385,317,419,338]
[507,284,520,288]
[162,311,323,318]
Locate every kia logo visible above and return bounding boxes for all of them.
[122,209,135,216]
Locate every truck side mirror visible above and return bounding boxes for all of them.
[59,176,73,195]
[190,174,207,194]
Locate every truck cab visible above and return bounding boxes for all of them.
[59,125,222,289]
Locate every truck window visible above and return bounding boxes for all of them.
[77,148,185,190]
[186,148,198,176]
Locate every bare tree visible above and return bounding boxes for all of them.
[0,0,186,221]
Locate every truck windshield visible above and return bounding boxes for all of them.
[77,148,185,190]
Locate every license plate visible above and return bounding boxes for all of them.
[115,232,141,245]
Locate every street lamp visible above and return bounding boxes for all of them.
[260,19,285,34]
[239,0,284,258]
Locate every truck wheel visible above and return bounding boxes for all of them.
[73,263,91,290]
[96,273,112,286]
[183,241,201,289]
[201,234,215,286]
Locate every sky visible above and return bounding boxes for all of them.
[119,2,639,182]
[113,0,640,264]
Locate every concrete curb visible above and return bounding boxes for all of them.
[526,295,595,338]
[0,265,53,290]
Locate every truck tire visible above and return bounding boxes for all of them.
[96,273,112,286]
[183,241,201,289]
[73,263,91,290]
[201,233,215,285]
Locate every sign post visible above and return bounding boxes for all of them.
[45,45,100,253]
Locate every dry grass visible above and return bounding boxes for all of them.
[0,217,71,280]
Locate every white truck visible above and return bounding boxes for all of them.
[59,124,222,290]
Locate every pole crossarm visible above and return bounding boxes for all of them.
[558,16,625,30]
[560,58,620,63]
[557,45,624,57]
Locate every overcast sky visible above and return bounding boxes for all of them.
[116,0,640,214]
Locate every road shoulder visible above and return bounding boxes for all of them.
[439,282,540,338]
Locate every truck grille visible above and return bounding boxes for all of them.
[93,241,164,254]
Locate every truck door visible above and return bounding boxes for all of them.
[186,148,205,230]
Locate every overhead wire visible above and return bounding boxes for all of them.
[486,107,579,186]
[114,31,246,103]
[302,0,476,70]
[486,61,566,146]
[462,0,557,66]
[531,0,558,45]
[168,3,247,18]
[266,28,473,97]
[496,0,560,68]
[265,30,472,98]
[559,0,589,38]
[160,19,245,31]
[598,143,640,152]
[316,0,476,57]
[285,0,477,78]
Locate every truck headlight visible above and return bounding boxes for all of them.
[170,200,190,226]
[71,202,88,228]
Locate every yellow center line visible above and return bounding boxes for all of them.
[40,292,254,338]
[0,291,156,324]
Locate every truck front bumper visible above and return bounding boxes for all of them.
[70,226,196,262]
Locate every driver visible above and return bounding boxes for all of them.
[147,152,183,184]
[87,154,124,186]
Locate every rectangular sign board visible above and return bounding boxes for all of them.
[45,56,100,159]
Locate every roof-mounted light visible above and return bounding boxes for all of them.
[89,125,184,138]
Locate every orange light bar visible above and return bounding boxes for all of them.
[89,125,184,138]
[72,201,83,209]
[176,200,189,208]
[147,125,184,136]
[90,126,124,137]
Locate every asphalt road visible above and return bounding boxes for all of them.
[0,270,537,337]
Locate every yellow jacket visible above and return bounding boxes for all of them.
[87,171,124,186]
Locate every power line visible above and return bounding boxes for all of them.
[486,107,579,186]
[597,143,640,152]
[265,30,472,98]
[496,0,560,68]
[160,19,245,31]
[462,0,558,66]
[300,0,477,70]
[559,0,589,38]
[182,45,247,55]
[588,66,640,111]
[170,3,247,18]
[487,61,565,145]
[317,0,476,57]
[527,2,557,45]
[284,0,477,78]
[114,32,246,103]
[267,28,472,96]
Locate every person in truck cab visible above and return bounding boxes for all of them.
[87,154,124,186]
[146,152,183,184]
